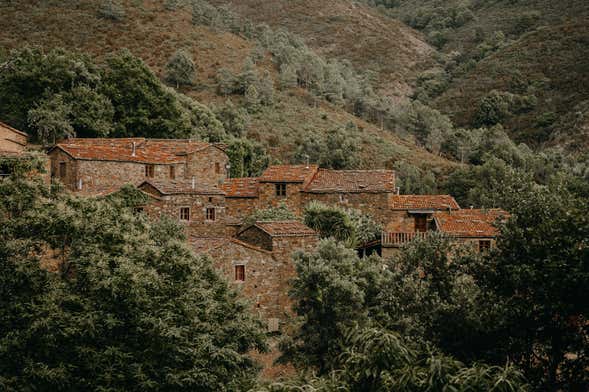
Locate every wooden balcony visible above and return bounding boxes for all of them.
[381,231,430,247]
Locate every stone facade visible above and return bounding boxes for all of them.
[192,221,318,331]
[0,122,28,153]
[139,181,227,238]
[302,192,394,225]
[185,145,229,186]
[48,138,226,195]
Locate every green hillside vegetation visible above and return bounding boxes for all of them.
[364,0,589,150]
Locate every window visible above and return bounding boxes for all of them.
[134,206,144,214]
[215,162,221,174]
[169,165,176,179]
[145,164,155,178]
[275,183,287,197]
[235,265,245,281]
[479,240,491,252]
[59,162,67,178]
[206,207,216,221]
[414,215,428,233]
[179,207,190,221]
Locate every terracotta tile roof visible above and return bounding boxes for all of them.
[305,169,396,193]
[259,165,319,183]
[254,220,317,237]
[50,138,215,164]
[221,177,259,198]
[433,209,509,238]
[389,195,461,211]
[0,121,29,138]
[139,180,225,195]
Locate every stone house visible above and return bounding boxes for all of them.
[191,221,319,331]
[301,168,397,224]
[432,209,509,252]
[221,177,260,235]
[138,179,227,237]
[257,165,319,214]
[0,121,28,154]
[47,138,229,195]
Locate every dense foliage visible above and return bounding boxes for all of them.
[0,176,267,391]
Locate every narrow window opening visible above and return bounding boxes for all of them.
[145,164,155,178]
[235,265,245,281]
[215,162,221,174]
[479,240,491,252]
[59,162,67,178]
[169,165,176,179]
[206,207,216,221]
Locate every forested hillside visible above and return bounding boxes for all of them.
[364,0,589,149]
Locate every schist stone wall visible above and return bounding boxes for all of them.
[258,182,306,215]
[224,197,259,223]
[0,124,27,153]
[301,192,394,225]
[207,240,283,324]
[385,211,426,232]
[142,192,227,237]
[185,146,229,186]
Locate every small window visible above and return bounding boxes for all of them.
[275,183,287,197]
[145,164,155,178]
[215,162,221,174]
[179,207,190,221]
[208,197,213,203]
[235,265,245,281]
[479,240,491,252]
[206,207,216,221]
[169,165,176,179]
[59,162,67,178]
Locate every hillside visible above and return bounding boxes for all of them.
[0,0,454,172]
[364,0,589,150]
[208,0,436,100]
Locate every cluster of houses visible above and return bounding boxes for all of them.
[1,123,507,331]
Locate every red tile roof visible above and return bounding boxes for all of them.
[389,195,461,211]
[221,177,259,198]
[50,138,216,164]
[259,165,319,183]
[433,209,509,238]
[139,180,225,195]
[305,169,396,193]
[253,220,317,237]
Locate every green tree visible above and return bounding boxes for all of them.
[303,201,356,244]
[215,101,250,137]
[225,137,270,178]
[279,240,385,373]
[100,50,191,138]
[165,49,197,88]
[0,177,267,391]
[477,185,589,390]
[27,95,74,145]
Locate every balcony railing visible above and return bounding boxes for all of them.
[381,232,430,246]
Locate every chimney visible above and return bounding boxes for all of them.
[396,186,401,195]
[77,178,83,190]
[305,154,310,169]
[131,142,136,157]
[191,176,196,190]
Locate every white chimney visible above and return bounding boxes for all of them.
[191,176,196,189]
[77,179,83,190]
[131,142,136,157]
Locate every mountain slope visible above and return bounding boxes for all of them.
[0,0,455,171]
[208,0,436,101]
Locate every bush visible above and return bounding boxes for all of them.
[98,0,125,22]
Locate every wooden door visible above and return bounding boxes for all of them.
[414,215,427,232]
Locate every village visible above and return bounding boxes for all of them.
[1,121,508,332]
